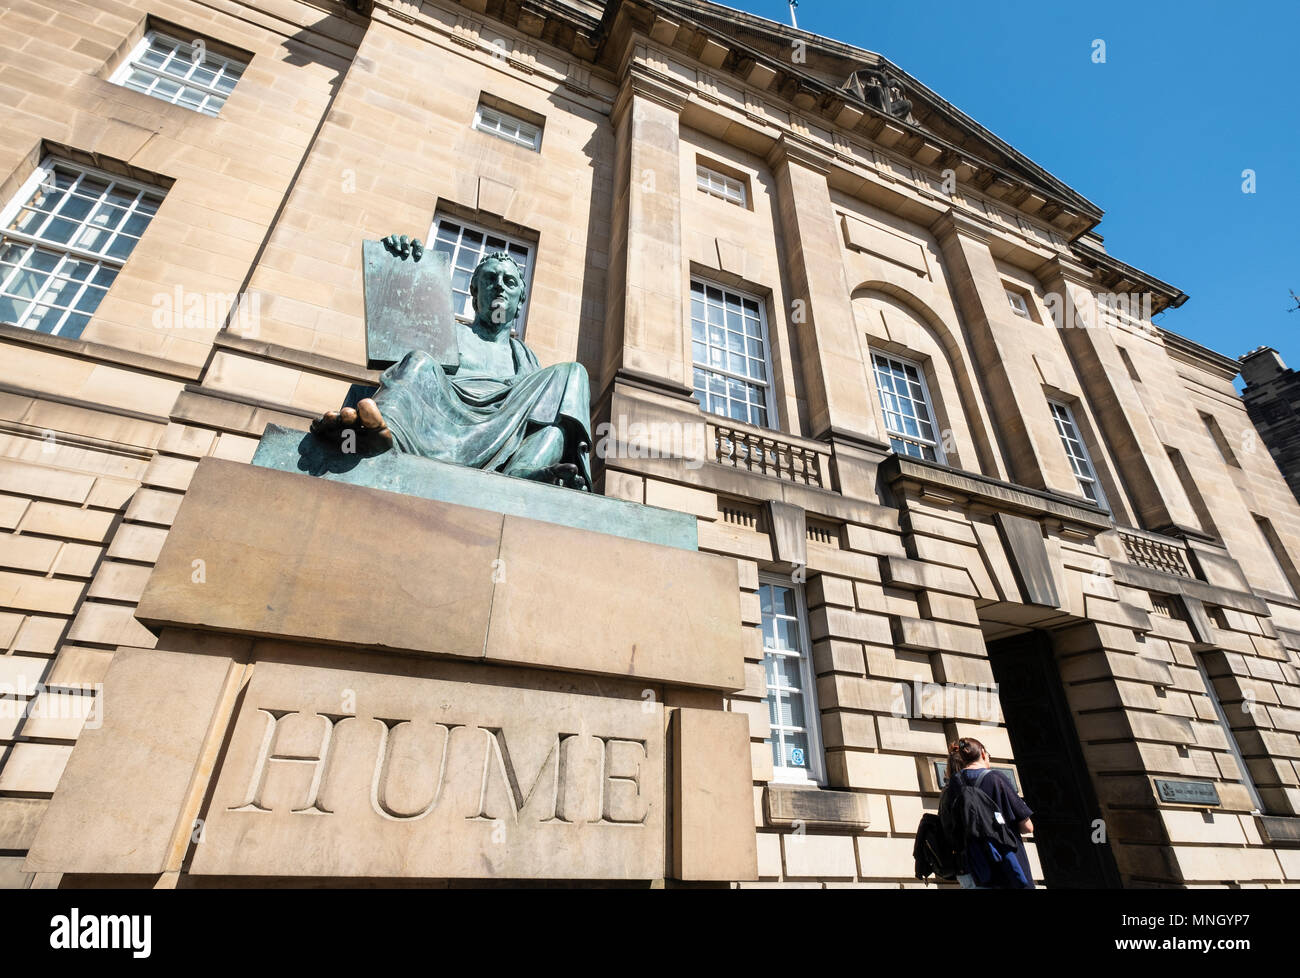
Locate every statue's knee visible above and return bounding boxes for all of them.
[400,350,434,368]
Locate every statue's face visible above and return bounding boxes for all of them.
[470,257,526,330]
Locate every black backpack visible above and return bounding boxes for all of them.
[913,812,959,880]
[938,768,1021,871]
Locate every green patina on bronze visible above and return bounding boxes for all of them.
[361,239,458,370]
[251,424,698,551]
[311,235,593,491]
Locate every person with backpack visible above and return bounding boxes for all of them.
[937,737,1036,889]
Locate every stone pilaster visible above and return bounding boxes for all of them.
[767,136,881,446]
[601,64,693,401]
[1039,255,1204,535]
[931,210,1078,496]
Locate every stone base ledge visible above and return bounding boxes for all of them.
[135,458,746,691]
[252,423,698,550]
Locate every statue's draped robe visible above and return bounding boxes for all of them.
[373,339,592,488]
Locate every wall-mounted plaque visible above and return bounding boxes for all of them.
[1154,779,1220,806]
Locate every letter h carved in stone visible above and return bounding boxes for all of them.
[229,709,350,815]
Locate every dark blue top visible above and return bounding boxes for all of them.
[959,768,1035,889]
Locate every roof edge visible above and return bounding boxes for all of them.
[1159,328,1241,381]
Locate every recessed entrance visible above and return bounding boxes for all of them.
[985,631,1122,889]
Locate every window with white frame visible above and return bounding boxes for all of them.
[110,30,246,116]
[1049,399,1107,508]
[1005,288,1031,319]
[872,352,944,462]
[472,103,542,151]
[696,163,746,207]
[759,576,824,785]
[427,216,533,334]
[0,159,165,338]
[690,280,775,427]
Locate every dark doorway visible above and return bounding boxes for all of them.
[985,631,1122,889]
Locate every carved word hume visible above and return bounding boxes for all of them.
[229,709,651,826]
[189,663,665,880]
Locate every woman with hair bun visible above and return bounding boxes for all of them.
[939,736,1036,889]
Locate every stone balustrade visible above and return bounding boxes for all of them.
[1118,526,1193,577]
[707,419,832,489]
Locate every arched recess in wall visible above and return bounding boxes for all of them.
[851,284,1000,477]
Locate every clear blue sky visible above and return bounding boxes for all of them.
[738,0,1298,371]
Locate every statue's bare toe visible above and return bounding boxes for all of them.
[357,397,385,431]
[310,400,392,453]
[311,411,340,437]
[540,462,581,487]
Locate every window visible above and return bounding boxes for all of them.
[1167,446,1219,538]
[696,164,746,207]
[110,30,245,116]
[759,576,824,785]
[1254,515,1300,598]
[872,353,944,462]
[428,216,532,334]
[1005,288,1031,319]
[472,104,541,151]
[1201,412,1240,467]
[1192,651,1266,814]
[690,280,775,427]
[0,158,164,338]
[1049,400,1107,508]
[1117,346,1142,384]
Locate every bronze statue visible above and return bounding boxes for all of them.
[311,235,592,490]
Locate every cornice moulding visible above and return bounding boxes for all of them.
[929,208,991,245]
[765,134,832,175]
[428,0,1183,304]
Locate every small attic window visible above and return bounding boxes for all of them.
[696,163,747,207]
[472,102,542,151]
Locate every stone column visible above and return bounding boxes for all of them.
[601,66,693,400]
[767,136,882,446]
[932,209,1079,495]
[1038,255,1202,534]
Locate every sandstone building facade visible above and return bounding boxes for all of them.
[2,0,1300,888]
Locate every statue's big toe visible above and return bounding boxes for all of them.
[357,398,385,431]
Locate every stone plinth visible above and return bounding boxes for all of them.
[29,457,758,883]
[26,642,674,881]
[136,458,745,691]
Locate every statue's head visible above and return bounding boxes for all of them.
[469,251,528,330]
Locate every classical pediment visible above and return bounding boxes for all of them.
[641,0,1100,227]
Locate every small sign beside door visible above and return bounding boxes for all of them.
[1154,779,1221,806]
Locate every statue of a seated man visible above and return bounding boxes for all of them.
[311,236,592,490]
